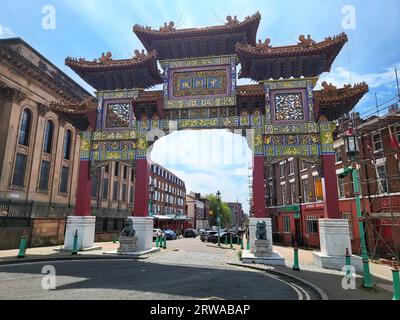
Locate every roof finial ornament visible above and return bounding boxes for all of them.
[99,52,112,63]
[226,15,239,25]
[321,81,337,94]
[298,34,315,47]
[134,49,146,59]
[160,21,175,32]
[258,38,271,50]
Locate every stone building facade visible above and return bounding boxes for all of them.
[0,38,93,249]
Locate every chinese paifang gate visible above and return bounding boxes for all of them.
[54,12,368,268]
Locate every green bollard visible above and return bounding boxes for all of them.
[345,248,352,276]
[246,239,250,251]
[292,242,300,271]
[224,235,227,245]
[230,235,233,249]
[155,236,159,248]
[112,234,117,244]
[392,259,400,301]
[71,230,78,255]
[240,237,244,250]
[17,235,27,258]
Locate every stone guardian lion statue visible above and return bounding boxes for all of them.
[256,221,267,240]
[120,218,136,237]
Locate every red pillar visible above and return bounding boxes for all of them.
[253,155,268,218]
[74,111,96,217]
[133,158,150,217]
[322,154,340,219]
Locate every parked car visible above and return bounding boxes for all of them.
[153,228,163,241]
[200,230,218,242]
[208,232,239,244]
[183,228,197,238]
[164,229,177,240]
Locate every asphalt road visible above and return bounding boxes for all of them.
[0,259,309,300]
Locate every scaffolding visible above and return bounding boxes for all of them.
[338,71,400,261]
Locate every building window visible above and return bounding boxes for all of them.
[302,179,309,203]
[283,216,290,233]
[12,153,27,187]
[102,178,109,200]
[43,120,54,154]
[63,130,72,160]
[300,160,307,171]
[91,171,99,198]
[395,125,400,143]
[306,216,319,234]
[314,176,323,201]
[122,183,127,202]
[129,186,134,204]
[131,169,134,182]
[376,164,389,194]
[290,183,296,204]
[114,162,119,177]
[112,180,118,201]
[105,165,109,174]
[281,184,286,205]
[18,109,32,146]
[123,166,127,180]
[38,160,51,191]
[288,160,294,175]
[338,176,346,198]
[342,212,353,240]
[60,166,69,194]
[335,148,342,163]
[372,133,383,151]
[280,163,285,177]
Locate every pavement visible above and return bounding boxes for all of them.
[0,238,395,300]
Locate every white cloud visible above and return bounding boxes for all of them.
[150,129,253,213]
[0,25,13,37]
[318,63,400,90]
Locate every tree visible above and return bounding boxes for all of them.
[205,194,232,228]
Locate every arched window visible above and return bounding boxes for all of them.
[43,120,54,154]
[18,109,32,146]
[63,129,72,160]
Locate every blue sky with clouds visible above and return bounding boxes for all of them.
[1,1,399,212]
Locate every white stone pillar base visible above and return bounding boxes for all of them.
[313,219,363,272]
[64,216,96,250]
[245,218,285,265]
[129,216,154,251]
[249,218,273,254]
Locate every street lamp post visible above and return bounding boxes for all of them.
[340,129,373,288]
[149,182,155,217]
[217,191,221,247]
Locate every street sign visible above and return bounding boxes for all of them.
[209,210,214,216]
[284,205,300,213]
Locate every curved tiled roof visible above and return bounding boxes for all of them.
[236,33,348,80]
[133,12,261,60]
[315,82,369,120]
[65,50,163,90]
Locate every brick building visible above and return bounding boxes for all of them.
[185,192,210,230]
[149,161,187,232]
[226,202,245,228]
[268,107,400,260]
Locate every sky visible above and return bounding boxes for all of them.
[1,0,399,213]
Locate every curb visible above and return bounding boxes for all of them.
[228,262,328,300]
[0,254,149,266]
